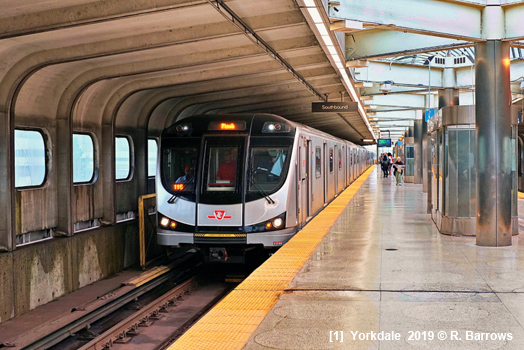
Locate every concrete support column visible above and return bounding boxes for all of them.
[475,40,512,246]
[0,110,14,251]
[438,89,459,109]
[56,118,73,236]
[102,124,116,225]
[439,56,459,109]
[414,119,423,184]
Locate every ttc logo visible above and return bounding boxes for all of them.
[207,210,232,221]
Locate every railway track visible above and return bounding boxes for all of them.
[77,277,199,350]
[18,252,202,350]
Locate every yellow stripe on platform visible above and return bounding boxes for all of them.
[519,191,524,200]
[168,165,376,350]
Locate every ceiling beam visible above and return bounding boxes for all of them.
[345,30,471,61]
[331,0,482,41]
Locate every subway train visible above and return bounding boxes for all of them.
[156,114,373,263]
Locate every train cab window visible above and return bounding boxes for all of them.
[115,136,132,180]
[161,146,198,193]
[329,148,334,173]
[73,133,95,183]
[14,129,47,188]
[205,147,239,192]
[315,147,321,178]
[248,146,290,196]
[148,139,158,177]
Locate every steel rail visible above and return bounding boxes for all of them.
[77,277,199,350]
[20,254,201,350]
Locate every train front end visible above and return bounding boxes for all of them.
[156,114,298,263]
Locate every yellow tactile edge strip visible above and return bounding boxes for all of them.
[168,165,376,350]
[519,191,524,200]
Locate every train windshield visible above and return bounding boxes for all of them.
[204,146,240,192]
[248,146,290,197]
[161,146,199,193]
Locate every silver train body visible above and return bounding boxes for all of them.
[156,114,373,262]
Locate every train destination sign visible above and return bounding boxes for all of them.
[312,102,358,113]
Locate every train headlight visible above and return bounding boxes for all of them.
[160,216,169,227]
[262,122,291,133]
[245,213,286,233]
[160,217,170,227]
[170,221,177,229]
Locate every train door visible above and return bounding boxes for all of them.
[334,145,338,194]
[342,145,346,187]
[323,142,327,204]
[350,148,354,182]
[197,136,246,228]
[306,140,311,219]
[298,137,311,225]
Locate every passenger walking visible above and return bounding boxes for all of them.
[387,152,393,176]
[380,154,390,178]
[393,157,405,186]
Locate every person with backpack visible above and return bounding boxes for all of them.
[380,154,390,178]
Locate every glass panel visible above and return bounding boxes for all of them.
[15,129,46,187]
[115,137,131,180]
[73,134,95,183]
[162,146,198,192]
[457,129,470,217]
[438,130,444,214]
[405,145,414,176]
[205,147,239,192]
[249,146,290,195]
[338,148,342,170]
[315,147,321,177]
[430,132,438,212]
[148,139,158,177]
[446,129,456,217]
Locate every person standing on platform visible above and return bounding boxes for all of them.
[387,152,393,176]
[393,157,405,186]
[380,154,390,178]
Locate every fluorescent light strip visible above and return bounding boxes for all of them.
[309,8,323,23]
[315,22,330,36]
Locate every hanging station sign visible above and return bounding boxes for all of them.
[312,102,358,113]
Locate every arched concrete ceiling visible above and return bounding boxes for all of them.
[0,0,374,144]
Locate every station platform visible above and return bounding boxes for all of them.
[171,166,524,349]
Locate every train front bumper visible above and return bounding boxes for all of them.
[157,227,297,248]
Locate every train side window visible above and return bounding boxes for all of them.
[73,133,95,183]
[329,148,334,173]
[315,147,321,178]
[115,136,132,180]
[14,129,47,188]
[338,148,342,169]
[148,138,158,177]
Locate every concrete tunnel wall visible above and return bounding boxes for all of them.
[0,222,139,323]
